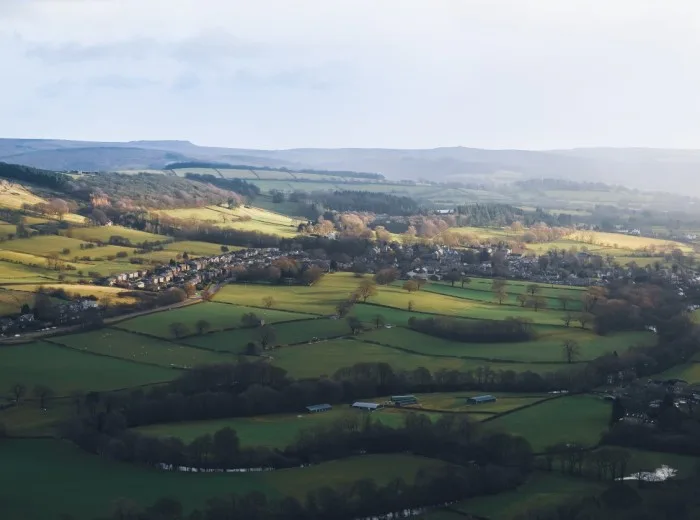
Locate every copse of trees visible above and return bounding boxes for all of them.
[184,173,261,200]
[0,162,70,190]
[408,316,535,343]
[311,190,420,215]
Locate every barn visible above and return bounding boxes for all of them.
[467,395,497,405]
[306,404,332,413]
[352,402,381,411]
[391,395,418,407]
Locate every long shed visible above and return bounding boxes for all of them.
[467,395,497,405]
[306,404,332,413]
[352,402,381,411]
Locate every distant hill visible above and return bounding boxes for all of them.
[1,139,699,195]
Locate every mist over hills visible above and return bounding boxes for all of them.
[1,138,699,195]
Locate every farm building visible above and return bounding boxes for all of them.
[467,395,497,405]
[391,395,418,407]
[305,404,332,413]
[352,402,381,411]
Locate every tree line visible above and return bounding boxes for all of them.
[407,316,535,343]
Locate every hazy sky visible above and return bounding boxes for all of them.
[2,0,699,149]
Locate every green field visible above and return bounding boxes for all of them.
[163,240,242,256]
[658,362,700,383]
[115,302,311,339]
[182,317,351,352]
[486,394,610,451]
[269,339,567,379]
[215,274,576,326]
[406,392,550,415]
[64,225,168,244]
[360,326,655,363]
[49,328,232,368]
[0,341,177,395]
[0,439,449,520]
[443,472,604,519]
[135,408,438,447]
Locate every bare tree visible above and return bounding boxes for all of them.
[577,312,594,329]
[169,322,189,339]
[407,300,415,311]
[195,319,211,335]
[32,384,54,409]
[561,313,574,327]
[516,294,528,307]
[10,383,26,404]
[559,295,574,311]
[346,316,363,335]
[562,339,581,363]
[529,295,548,312]
[460,276,471,289]
[257,325,277,349]
[354,279,377,302]
[262,296,275,309]
[495,287,507,305]
[527,284,541,296]
[373,314,386,329]
[403,280,419,293]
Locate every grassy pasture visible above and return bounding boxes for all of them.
[565,231,692,253]
[64,225,168,243]
[0,288,37,315]
[269,339,566,379]
[182,317,351,353]
[446,472,603,520]
[163,240,241,256]
[0,222,16,237]
[9,283,144,305]
[135,408,439,447]
[0,261,60,284]
[116,302,310,339]
[2,235,89,257]
[486,394,610,451]
[0,439,450,520]
[216,274,574,326]
[360,326,654,363]
[423,281,584,311]
[400,392,549,415]
[0,341,176,395]
[658,362,700,383]
[51,328,232,369]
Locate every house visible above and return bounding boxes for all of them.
[390,395,418,407]
[467,395,497,405]
[352,402,381,411]
[306,404,332,413]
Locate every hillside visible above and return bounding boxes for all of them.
[3,139,700,195]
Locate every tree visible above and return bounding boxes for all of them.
[373,314,386,329]
[562,339,580,363]
[262,296,275,309]
[460,276,471,289]
[257,325,277,349]
[561,313,574,327]
[374,268,399,285]
[610,397,625,425]
[516,294,528,307]
[347,316,363,335]
[527,284,540,296]
[195,319,210,335]
[10,383,26,403]
[443,271,461,287]
[241,312,261,328]
[577,312,594,329]
[495,287,507,305]
[336,299,355,318]
[559,295,574,311]
[212,427,240,468]
[32,384,54,409]
[220,245,229,253]
[529,295,547,312]
[182,282,196,298]
[408,300,415,311]
[244,342,261,356]
[169,322,189,339]
[403,280,419,293]
[491,278,507,292]
[301,266,325,286]
[354,279,377,303]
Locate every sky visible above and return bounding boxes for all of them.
[1,0,700,150]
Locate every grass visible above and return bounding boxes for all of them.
[115,302,310,339]
[269,339,567,379]
[64,225,168,243]
[1,235,89,257]
[135,408,439,447]
[215,274,575,326]
[404,392,550,415]
[9,283,145,305]
[657,362,700,383]
[447,472,604,519]
[154,205,301,238]
[565,231,692,253]
[0,439,450,520]
[0,341,177,395]
[0,261,58,284]
[163,240,242,256]
[0,288,37,315]
[360,326,655,363]
[485,394,610,452]
[0,399,74,436]
[182,317,351,353]
[50,328,232,369]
